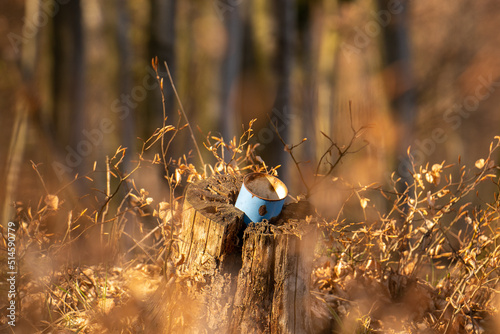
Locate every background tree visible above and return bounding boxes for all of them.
[1,0,500,223]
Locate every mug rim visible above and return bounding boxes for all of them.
[242,172,288,201]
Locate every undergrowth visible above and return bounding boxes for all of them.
[1,62,500,333]
[311,139,500,333]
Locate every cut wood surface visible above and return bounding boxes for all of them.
[179,174,245,275]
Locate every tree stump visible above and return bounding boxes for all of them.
[157,175,317,333]
[229,224,276,333]
[229,203,317,334]
[179,174,246,275]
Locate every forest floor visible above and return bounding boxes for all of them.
[2,130,500,333]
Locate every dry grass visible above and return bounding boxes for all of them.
[1,102,500,333]
[310,138,500,333]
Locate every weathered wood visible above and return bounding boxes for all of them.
[179,174,245,274]
[271,221,316,333]
[230,224,276,333]
[151,174,318,333]
[229,204,317,334]
[142,270,237,333]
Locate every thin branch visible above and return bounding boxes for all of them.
[312,105,371,191]
[163,60,205,168]
[31,160,49,195]
[101,155,111,247]
[268,117,311,195]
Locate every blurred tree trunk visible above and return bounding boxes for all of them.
[376,0,416,183]
[2,0,44,223]
[147,0,177,192]
[148,0,177,135]
[219,3,244,142]
[116,0,135,171]
[52,0,85,165]
[295,0,316,192]
[268,0,296,181]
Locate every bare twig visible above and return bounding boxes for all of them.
[163,60,205,168]
[31,160,49,195]
[268,102,369,198]
[100,156,111,247]
[312,105,370,189]
[268,117,310,195]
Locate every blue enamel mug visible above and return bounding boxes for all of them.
[235,172,288,224]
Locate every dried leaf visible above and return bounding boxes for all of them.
[475,158,485,169]
[175,169,182,183]
[45,194,59,211]
[360,197,370,209]
[427,191,435,207]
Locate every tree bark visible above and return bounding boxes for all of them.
[179,174,246,275]
[157,175,317,333]
[230,203,316,334]
[229,224,276,333]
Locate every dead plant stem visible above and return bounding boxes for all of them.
[164,61,205,168]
